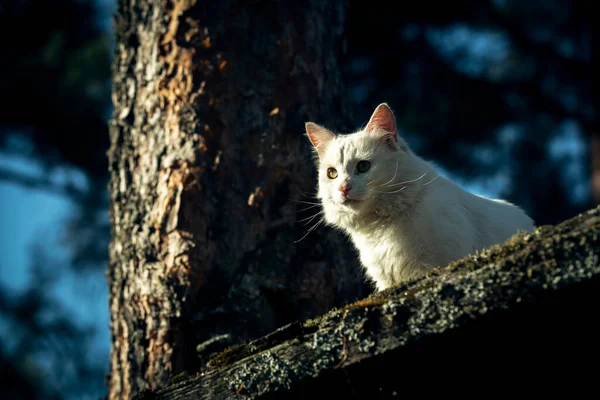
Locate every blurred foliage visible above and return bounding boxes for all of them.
[0,251,107,399]
[0,0,111,178]
[0,0,113,399]
[0,0,597,398]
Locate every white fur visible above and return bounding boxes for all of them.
[305,104,535,291]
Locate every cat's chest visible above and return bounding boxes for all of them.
[348,224,422,267]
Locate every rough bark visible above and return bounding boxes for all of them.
[142,206,600,399]
[107,0,370,398]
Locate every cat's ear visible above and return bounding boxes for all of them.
[365,103,400,151]
[305,122,335,158]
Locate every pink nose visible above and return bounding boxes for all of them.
[338,184,351,197]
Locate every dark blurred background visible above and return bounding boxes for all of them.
[0,0,596,399]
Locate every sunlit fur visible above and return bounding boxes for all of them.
[305,104,535,291]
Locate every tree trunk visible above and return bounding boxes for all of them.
[107,0,369,398]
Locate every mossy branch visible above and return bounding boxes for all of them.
[144,206,600,399]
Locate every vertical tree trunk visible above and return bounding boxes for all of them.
[107,0,368,398]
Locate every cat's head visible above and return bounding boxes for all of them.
[305,103,421,228]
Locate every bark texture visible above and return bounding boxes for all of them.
[143,206,600,399]
[107,0,370,398]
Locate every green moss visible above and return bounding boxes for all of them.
[206,342,251,369]
[207,320,316,371]
[302,317,320,329]
[302,306,342,329]
[343,296,392,311]
[170,372,190,385]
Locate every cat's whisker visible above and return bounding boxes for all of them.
[422,174,439,186]
[380,160,399,187]
[294,217,324,243]
[304,214,323,227]
[308,218,324,233]
[295,187,319,199]
[290,199,322,205]
[376,186,407,194]
[385,172,427,187]
[298,211,324,225]
[298,204,321,212]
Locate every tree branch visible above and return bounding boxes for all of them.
[146,206,600,399]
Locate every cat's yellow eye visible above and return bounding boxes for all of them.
[356,160,371,173]
[327,167,338,179]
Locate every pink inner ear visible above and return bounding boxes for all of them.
[370,115,395,135]
[305,122,335,156]
[306,123,323,148]
[366,104,398,148]
[367,104,397,135]
[308,132,323,148]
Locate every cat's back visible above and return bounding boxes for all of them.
[418,175,535,255]
[462,190,535,249]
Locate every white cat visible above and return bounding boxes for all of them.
[305,103,535,291]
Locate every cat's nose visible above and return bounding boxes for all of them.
[338,184,352,197]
